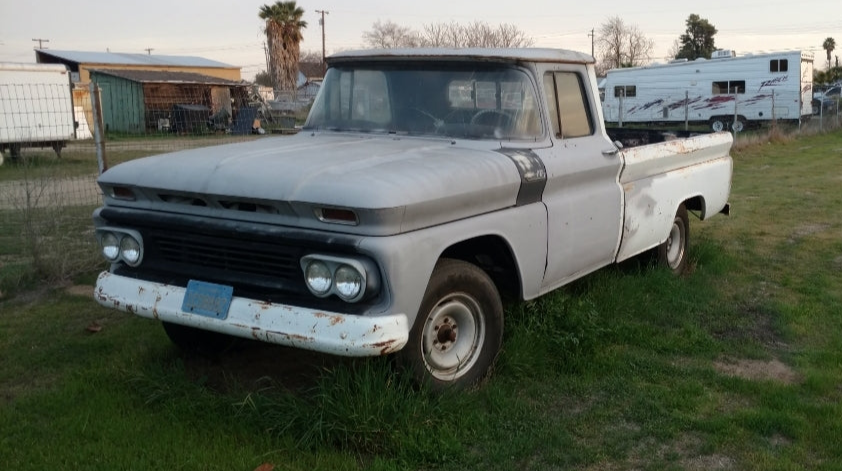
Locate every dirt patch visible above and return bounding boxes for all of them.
[717,298,788,350]
[681,454,735,470]
[714,358,799,385]
[788,223,830,243]
[65,285,94,297]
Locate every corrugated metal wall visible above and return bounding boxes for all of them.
[90,73,145,133]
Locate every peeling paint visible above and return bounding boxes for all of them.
[366,339,400,355]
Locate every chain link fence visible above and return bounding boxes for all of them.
[0,72,838,295]
[1,72,305,293]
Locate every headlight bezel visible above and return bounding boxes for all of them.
[300,254,378,303]
[96,228,144,267]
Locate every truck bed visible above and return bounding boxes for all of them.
[606,127,706,149]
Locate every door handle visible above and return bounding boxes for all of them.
[602,147,619,156]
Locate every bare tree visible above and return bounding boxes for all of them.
[363,20,533,49]
[362,20,420,48]
[495,23,534,48]
[666,39,682,61]
[625,25,655,66]
[598,16,625,70]
[597,16,654,70]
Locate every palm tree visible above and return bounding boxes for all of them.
[259,1,307,95]
[822,37,836,69]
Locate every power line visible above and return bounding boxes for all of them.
[144,48,154,55]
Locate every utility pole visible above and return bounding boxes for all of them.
[315,9,329,75]
[144,48,154,55]
[587,28,594,58]
[32,38,50,49]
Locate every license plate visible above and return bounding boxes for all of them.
[182,280,233,320]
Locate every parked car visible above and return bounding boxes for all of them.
[813,85,841,115]
[92,48,734,389]
[813,84,840,100]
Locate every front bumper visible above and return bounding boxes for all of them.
[94,271,408,356]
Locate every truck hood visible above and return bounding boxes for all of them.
[98,133,524,235]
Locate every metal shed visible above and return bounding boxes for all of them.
[89,69,249,134]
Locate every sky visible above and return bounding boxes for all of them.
[1,0,840,79]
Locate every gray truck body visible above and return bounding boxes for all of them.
[93,48,732,381]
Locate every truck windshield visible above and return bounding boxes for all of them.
[304,63,543,140]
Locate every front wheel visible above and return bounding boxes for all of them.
[657,204,690,275]
[399,259,504,390]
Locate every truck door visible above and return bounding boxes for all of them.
[540,70,624,290]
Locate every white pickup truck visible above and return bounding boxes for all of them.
[93,48,732,389]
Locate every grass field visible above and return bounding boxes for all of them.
[1,130,841,470]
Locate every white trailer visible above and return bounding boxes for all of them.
[601,50,814,131]
[0,62,76,165]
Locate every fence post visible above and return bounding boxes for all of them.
[684,90,689,131]
[771,90,776,130]
[618,90,624,128]
[732,92,738,138]
[90,82,108,174]
[819,95,824,130]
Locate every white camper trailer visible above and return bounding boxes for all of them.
[601,50,814,131]
[0,62,76,165]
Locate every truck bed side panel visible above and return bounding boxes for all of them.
[616,132,733,262]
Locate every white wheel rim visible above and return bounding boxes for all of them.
[712,121,724,132]
[421,293,485,381]
[666,221,685,269]
[733,121,744,132]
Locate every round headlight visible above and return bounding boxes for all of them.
[305,260,332,296]
[119,235,142,266]
[101,232,120,261]
[334,265,363,301]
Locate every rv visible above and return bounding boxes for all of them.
[0,62,76,165]
[601,50,814,131]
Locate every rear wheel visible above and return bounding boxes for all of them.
[399,258,504,390]
[162,322,238,356]
[657,204,690,275]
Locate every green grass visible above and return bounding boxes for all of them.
[1,130,842,470]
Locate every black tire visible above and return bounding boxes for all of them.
[731,118,746,133]
[399,258,504,390]
[161,322,238,356]
[657,204,690,275]
[710,118,726,132]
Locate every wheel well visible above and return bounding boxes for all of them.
[440,235,521,302]
[683,195,706,219]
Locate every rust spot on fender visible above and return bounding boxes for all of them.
[314,312,344,325]
[264,330,314,343]
[366,339,399,355]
